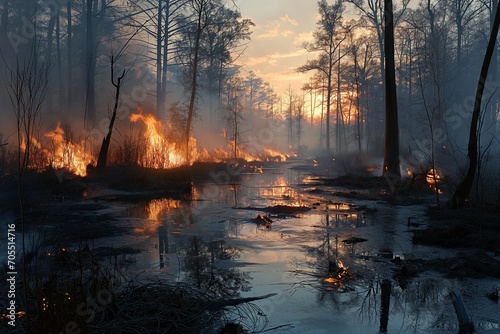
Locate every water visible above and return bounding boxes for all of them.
[105,163,499,333]
[5,163,497,333]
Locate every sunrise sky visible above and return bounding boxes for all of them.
[236,1,321,95]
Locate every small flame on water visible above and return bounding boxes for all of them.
[426,168,443,194]
[324,260,350,288]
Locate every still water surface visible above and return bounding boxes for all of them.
[111,164,499,333]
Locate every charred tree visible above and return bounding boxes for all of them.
[96,56,125,174]
[382,0,401,180]
[451,0,500,208]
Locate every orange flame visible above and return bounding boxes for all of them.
[426,168,443,194]
[129,110,296,166]
[129,112,187,168]
[45,124,93,177]
[324,260,350,287]
[263,148,296,162]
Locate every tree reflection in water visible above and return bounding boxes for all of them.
[184,236,251,299]
[289,207,466,332]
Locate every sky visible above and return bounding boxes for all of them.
[236,1,320,95]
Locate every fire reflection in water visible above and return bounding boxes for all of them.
[134,199,181,235]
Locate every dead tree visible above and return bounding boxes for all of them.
[96,55,125,174]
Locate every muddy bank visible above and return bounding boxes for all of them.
[0,162,239,216]
[412,208,500,253]
[392,207,500,280]
[310,174,436,204]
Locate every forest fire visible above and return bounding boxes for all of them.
[129,112,188,168]
[263,148,296,162]
[44,124,93,177]
[129,111,295,166]
[13,112,295,178]
[17,124,93,176]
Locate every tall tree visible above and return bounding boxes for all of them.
[6,43,49,334]
[451,0,500,208]
[134,0,189,114]
[223,75,244,159]
[346,0,409,85]
[199,4,253,121]
[184,0,214,159]
[156,0,163,113]
[298,0,346,153]
[382,0,400,179]
[67,0,73,109]
[85,0,97,125]
[450,0,483,73]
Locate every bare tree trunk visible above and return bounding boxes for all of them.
[354,52,362,155]
[67,0,73,109]
[156,0,163,113]
[336,46,341,156]
[85,0,97,125]
[96,56,125,174]
[451,0,500,208]
[46,9,56,109]
[46,12,56,68]
[379,280,391,332]
[298,104,302,153]
[326,51,333,153]
[382,0,401,179]
[320,77,325,150]
[56,9,63,108]
[185,2,203,161]
[160,0,170,116]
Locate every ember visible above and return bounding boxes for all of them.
[426,168,443,194]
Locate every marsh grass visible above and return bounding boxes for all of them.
[2,244,267,333]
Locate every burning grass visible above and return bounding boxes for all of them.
[292,258,356,293]
[1,111,296,180]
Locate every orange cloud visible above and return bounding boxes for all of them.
[255,14,299,39]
